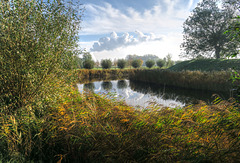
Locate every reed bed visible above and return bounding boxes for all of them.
[1,82,240,162]
[76,69,138,83]
[130,69,234,92]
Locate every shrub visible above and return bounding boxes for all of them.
[0,0,82,112]
[145,60,155,68]
[117,59,127,69]
[83,60,95,69]
[131,59,143,68]
[101,59,112,69]
[156,59,165,68]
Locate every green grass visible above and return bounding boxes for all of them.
[169,59,240,71]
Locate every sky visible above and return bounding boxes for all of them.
[79,0,201,61]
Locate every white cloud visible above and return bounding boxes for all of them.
[81,2,192,35]
[79,32,184,61]
[90,31,162,52]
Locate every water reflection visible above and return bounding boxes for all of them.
[77,80,230,108]
[83,83,95,92]
[117,80,128,89]
[101,81,113,91]
[129,80,229,105]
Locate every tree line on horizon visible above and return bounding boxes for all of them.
[76,53,176,69]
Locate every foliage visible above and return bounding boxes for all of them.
[0,0,82,112]
[181,0,239,59]
[224,1,240,101]
[126,54,159,66]
[101,59,112,69]
[83,60,95,69]
[131,59,143,68]
[82,51,95,69]
[82,51,93,61]
[164,54,175,68]
[145,60,155,68]
[224,0,240,57]
[156,59,165,68]
[117,59,127,69]
[72,56,83,69]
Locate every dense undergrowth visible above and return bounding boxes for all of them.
[1,72,240,162]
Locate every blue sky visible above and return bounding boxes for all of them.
[79,0,201,61]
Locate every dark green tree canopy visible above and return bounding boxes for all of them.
[131,59,143,68]
[101,59,112,69]
[82,52,95,69]
[117,59,127,69]
[156,59,165,68]
[181,0,239,59]
[83,60,95,69]
[145,60,155,68]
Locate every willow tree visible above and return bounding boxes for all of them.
[0,0,82,111]
[181,0,239,59]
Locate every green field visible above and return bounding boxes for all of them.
[169,59,240,71]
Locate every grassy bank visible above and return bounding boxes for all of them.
[130,69,233,92]
[1,82,240,162]
[169,59,240,72]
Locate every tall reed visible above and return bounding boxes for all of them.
[130,69,233,92]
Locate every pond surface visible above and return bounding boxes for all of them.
[77,80,230,108]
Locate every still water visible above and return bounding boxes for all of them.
[77,80,230,108]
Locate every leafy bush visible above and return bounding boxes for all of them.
[101,59,112,69]
[117,59,127,69]
[83,60,95,69]
[0,0,82,112]
[145,60,155,68]
[156,59,165,68]
[131,59,143,68]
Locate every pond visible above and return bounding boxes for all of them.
[77,80,230,108]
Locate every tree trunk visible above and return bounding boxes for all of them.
[215,47,220,59]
